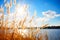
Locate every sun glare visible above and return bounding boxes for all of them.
[0,0,49,40]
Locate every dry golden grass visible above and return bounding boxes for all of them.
[0,26,48,40]
[0,0,48,40]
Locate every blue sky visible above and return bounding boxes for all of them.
[0,0,60,26]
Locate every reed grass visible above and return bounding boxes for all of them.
[0,0,48,40]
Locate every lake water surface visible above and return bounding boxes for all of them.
[37,29,60,40]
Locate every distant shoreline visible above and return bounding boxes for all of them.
[0,26,60,29]
[43,26,60,29]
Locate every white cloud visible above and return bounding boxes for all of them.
[42,10,60,18]
[42,10,60,26]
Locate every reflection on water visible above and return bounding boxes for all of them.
[46,29,60,40]
[38,29,60,40]
[18,29,60,40]
[0,29,60,40]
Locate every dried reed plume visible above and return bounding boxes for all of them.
[0,0,48,40]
